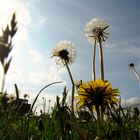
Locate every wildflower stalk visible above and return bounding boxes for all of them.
[43,98,46,114]
[130,65,140,86]
[47,100,51,114]
[85,18,108,81]
[92,40,96,81]
[1,71,5,93]
[99,40,104,81]
[96,106,103,140]
[64,60,75,114]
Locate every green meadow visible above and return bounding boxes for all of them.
[0,13,139,140]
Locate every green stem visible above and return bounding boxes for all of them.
[99,41,104,81]
[48,100,51,114]
[64,60,75,114]
[96,107,101,139]
[92,41,96,81]
[96,106,103,140]
[132,67,140,86]
[1,70,5,93]
[43,98,46,114]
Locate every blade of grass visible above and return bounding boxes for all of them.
[30,81,62,113]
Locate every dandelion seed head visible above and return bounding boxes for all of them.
[129,63,135,68]
[84,18,109,44]
[52,40,76,66]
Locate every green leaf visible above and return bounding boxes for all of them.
[2,25,10,44]
[30,81,62,113]
[4,57,12,74]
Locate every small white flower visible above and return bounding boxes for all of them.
[6,94,16,103]
[52,40,76,65]
[84,18,109,44]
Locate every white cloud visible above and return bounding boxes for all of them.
[28,68,47,85]
[38,17,47,26]
[46,65,65,82]
[7,65,22,82]
[106,42,140,58]
[29,49,43,64]
[121,97,140,107]
[0,0,32,86]
[0,0,30,36]
[0,0,31,57]
[28,65,65,85]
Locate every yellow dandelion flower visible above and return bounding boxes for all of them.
[76,80,119,110]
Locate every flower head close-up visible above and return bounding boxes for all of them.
[6,94,16,103]
[76,80,120,111]
[84,18,109,44]
[51,40,76,66]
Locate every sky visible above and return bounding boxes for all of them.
[0,0,140,112]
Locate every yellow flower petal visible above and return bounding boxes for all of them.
[76,79,120,110]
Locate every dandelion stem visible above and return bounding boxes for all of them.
[99,41,104,81]
[92,40,96,81]
[64,60,75,114]
[48,100,51,114]
[96,106,103,139]
[1,70,5,93]
[43,98,46,114]
[132,67,140,87]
